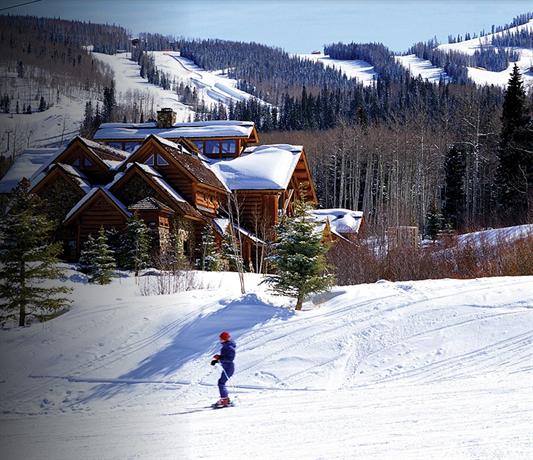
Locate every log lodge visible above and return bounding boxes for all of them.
[27,108,333,271]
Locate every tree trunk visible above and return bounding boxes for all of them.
[19,261,26,327]
[295,291,304,311]
[19,303,26,327]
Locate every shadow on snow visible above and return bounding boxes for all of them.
[81,293,293,401]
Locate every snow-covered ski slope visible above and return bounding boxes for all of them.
[92,51,268,123]
[153,51,267,106]
[1,267,532,459]
[437,19,533,87]
[395,54,450,83]
[298,53,378,86]
[0,93,85,153]
[91,52,194,122]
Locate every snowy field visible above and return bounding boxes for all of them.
[298,53,378,86]
[1,268,532,459]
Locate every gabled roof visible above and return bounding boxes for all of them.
[129,197,174,213]
[80,137,129,163]
[108,162,203,220]
[30,163,91,194]
[93,120,258,142]
[211,144,304,191]
[31,136,128,179]
[124,135,228,192]
[63,187,131,226]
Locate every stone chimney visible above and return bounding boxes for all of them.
[156,108,176,128]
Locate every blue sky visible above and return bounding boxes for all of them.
[9,0,532,52]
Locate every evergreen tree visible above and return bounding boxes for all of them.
[499,65,529,142]
[496,65,532,224]
[222,230,243,272]
[200,225,223,271]
[38,96,46,112]
[425,201,444,240]
[118,214,152,276]
[160,227,188,270]
[264,196,335,311]
[0,179,71,326]
[102,81,116,122]
[78,234,97,274]
[79,227,116,284]
[443,144,467,230]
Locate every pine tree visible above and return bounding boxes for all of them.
[79,227,116,284]
[264,196,335,311]
[102,81,116,122]
[38,96,46,112]
[425,201,444,240]
[200,225,223,271]
[78,234,97,274]
[0,179,71,326]
[496,65,532,224]
[118,214,152,275]
[443,144,467,230]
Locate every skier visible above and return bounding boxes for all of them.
[211,331,236,408]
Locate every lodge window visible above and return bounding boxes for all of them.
[84,158,93,167]
[73,158,80,166]
[193,140,238,157]
[205,141,220,155]
[145,154,155,165]
[156,155,169,166]
[221,140,236,154]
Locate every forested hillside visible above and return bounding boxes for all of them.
[2,13,532,234]
[0,16,131,172]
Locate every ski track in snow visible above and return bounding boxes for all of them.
[1,271,532,459]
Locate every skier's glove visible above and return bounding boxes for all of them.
[213,354,221,360]
[210,359,219,366]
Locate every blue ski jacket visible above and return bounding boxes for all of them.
[219,340,236,364]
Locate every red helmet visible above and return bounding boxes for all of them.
[219,331,231,341]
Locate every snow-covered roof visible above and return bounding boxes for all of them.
[0,148,60,193]
[30,163,91,194]
[456,224,533,248]
[211,144,303,190]
[93,120,256,141]
[213,218,266,245]
[63,187,131,224]
[308,208,364,235]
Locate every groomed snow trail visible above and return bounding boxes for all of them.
[0,272,532,459]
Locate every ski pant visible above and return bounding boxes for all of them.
[218,362,234,398]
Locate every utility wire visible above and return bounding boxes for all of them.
[0,0,42,12]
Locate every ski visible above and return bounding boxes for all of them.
[211,401,235,409]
